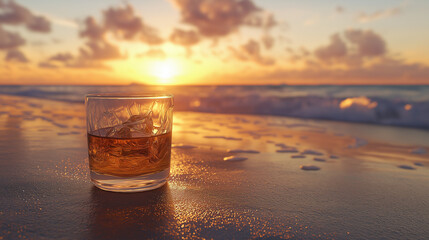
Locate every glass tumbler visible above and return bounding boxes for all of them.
[85,93,173,192]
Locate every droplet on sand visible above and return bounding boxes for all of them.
[224,156,248,162]
[413,162,424,167]
[398,165,416,170]
[300,165,320,171]
[313,158,326,162]
[291,155,305,159]
[329,155,339,159]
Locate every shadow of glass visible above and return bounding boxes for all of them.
[88,183,178,239]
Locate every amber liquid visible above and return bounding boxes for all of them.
[88,131,172,177]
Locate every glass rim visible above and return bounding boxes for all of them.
[86,92,173,100]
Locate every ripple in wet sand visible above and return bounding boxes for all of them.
[228,149,260,154]
[224,156,248,162]
[313,158,326,162]
[398,165,416,170]
[276,148,299,153]
[301,149,323,156]
[300,165,320,171]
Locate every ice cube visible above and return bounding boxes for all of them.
[114,126,132,138]
[123,113,154,137]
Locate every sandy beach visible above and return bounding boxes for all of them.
[1,94,429,239]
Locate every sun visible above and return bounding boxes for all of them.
[150,59,180,84]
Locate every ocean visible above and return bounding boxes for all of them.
[1,84,428,129]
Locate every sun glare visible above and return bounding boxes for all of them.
[150,59,180,84]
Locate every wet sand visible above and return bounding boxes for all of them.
[1,94,429,239]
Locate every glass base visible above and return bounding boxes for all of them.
[90,168,169,192]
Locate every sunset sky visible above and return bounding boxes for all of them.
[1,0,429,85]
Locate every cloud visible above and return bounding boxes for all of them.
[0,0,51,33]
[26,15,50,33]
[267,28,429,83]
[5,49,28,62]
[246,12,277,30]
[38,61,57,69]
[336,6,345,13]
[261,35,274,50]
[358,7,401,23]
[230,39,275,65]
[66,60,111,70]
[103,4,162,44]
[344,29,386,57]
[60,3,162,70]
[79,40,123,60]
[169,28,200,46]
[313,29,386,67]
[286,46,311,63]
[39,52,73,68]
[80,16,105,40]
[49,52,73,62]
[76,15,124,65]
[136,49,166,59]
[0,26,25,49]
[39,51,111,70]
[314,33,347,62]
[171,0,276,38]
[41,13,78,29]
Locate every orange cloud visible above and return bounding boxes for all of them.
[229,39,275,66]
[171,0,276,38]
[5,49,27,62]
[313,29,386,67]
[103,4,163,45]
[136,49,166,59]
[0,25,25,49]
[0,0,51,33]
[169,28,200,47]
